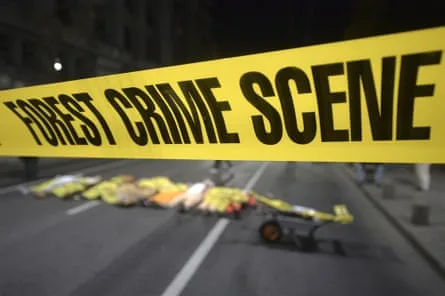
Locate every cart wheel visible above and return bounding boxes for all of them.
[259,220,282,243]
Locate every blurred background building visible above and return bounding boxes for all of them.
[0,0,215,90]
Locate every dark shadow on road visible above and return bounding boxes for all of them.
[220,232,403,264]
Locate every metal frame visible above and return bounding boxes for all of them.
[258,207,332,251]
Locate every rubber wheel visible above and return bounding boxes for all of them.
[259,220,282,243]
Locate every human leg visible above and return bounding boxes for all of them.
[354,163,366,185]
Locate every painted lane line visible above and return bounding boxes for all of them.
[79,160,130,175]
[242,162,270,193]
[0,160,130,196]
[160,218,230,296]
[160,162,270,296]
[66,200,101,216]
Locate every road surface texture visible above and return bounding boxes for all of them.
[0,157,123,188]
[0,161,444,296]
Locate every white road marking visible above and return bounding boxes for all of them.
[66,200,101,216]
[160,162,270,296]
[0,160,130,196]
[242,162,270,194]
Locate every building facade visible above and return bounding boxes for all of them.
[0,0,215,90]
[172,0,216,63]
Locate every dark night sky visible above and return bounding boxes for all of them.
[212,0,354,57]
[212,0,444,58]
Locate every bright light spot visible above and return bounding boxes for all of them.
[53,60,63,71]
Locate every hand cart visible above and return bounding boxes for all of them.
[255,198,353,252]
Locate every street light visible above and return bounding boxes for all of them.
[53,58,63,71]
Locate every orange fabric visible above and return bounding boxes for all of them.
[150,191,184,205]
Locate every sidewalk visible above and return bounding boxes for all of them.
[343,164,445,278]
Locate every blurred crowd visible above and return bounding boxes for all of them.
[353,163,432,191]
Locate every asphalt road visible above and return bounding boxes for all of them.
[0,157,125,188]
[0,160,444,296]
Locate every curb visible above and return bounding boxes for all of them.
[341,165,445,280]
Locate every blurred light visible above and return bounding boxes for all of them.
[14,81,25,88]
[53,59,63,71]
[0,74,11,87]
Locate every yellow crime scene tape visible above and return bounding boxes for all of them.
[0,27,444,163]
